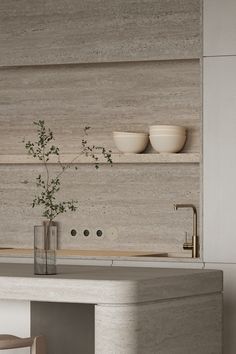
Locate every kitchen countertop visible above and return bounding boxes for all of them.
[0,263,222,304]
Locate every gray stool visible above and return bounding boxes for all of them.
[0,335,46,353]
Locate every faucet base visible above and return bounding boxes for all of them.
[183,236,199,258]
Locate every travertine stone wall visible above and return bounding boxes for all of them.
[0,60,200,155]
[0,0,201,66]
[0,0,202,254]
[0,164,199,253]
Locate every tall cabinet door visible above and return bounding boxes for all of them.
[204,0,236,56]
[0,300,30,354]
[203,56,236,263]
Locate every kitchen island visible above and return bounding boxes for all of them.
[0,264,222,354]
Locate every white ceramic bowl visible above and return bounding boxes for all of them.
[149,134,186,153]
[113,131,146,136]
[150,130,186,136]
[149,125,186,134]
[113,132,149,153]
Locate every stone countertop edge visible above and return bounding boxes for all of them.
[0,264,223,305]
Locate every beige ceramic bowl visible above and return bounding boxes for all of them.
[113,132,149,153]
[149,133,186,153]
[149,125,186,135]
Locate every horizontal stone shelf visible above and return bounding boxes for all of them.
[0,153,200,164]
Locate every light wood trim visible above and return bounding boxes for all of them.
[0,153,200,165]
[0,248,168,258]
[57,249,168,257]
[0,335,46,353]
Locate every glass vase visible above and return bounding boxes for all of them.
[34,223,57,275]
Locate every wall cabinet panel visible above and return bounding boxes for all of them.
[204,0,236,56]
[0,0,201,66]
[203,56,236,263]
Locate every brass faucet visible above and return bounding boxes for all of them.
[173,204,199,258]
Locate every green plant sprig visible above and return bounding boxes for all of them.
[81,126,112,168]
[23,120,112,221]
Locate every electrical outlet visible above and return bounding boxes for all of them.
[96,229,103,238]
[83,229,90,237]
[68,227,118,240]
[106,227,118,241]
[70,229,77,237]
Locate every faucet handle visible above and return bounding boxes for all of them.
[183,232,193,250]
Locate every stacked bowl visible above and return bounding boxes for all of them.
[149,125,187,153]
[113,131,149,153]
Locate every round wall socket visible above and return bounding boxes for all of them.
[96,230,103,237]
[83,229,90,237]
[70,229,77,237]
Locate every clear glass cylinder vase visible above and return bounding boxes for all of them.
[34,223,57,275]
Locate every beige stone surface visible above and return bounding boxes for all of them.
[0,264,222,354]
[0,60,200,155]
[0,263,222,304]
[95,293,222,354]
[0,153,200,164]
[0,0,201,260]
[0,163,199,254]
[0,0,201,66]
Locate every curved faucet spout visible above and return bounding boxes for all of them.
[174,203,199,258]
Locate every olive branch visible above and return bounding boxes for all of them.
[23,120,112,222]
